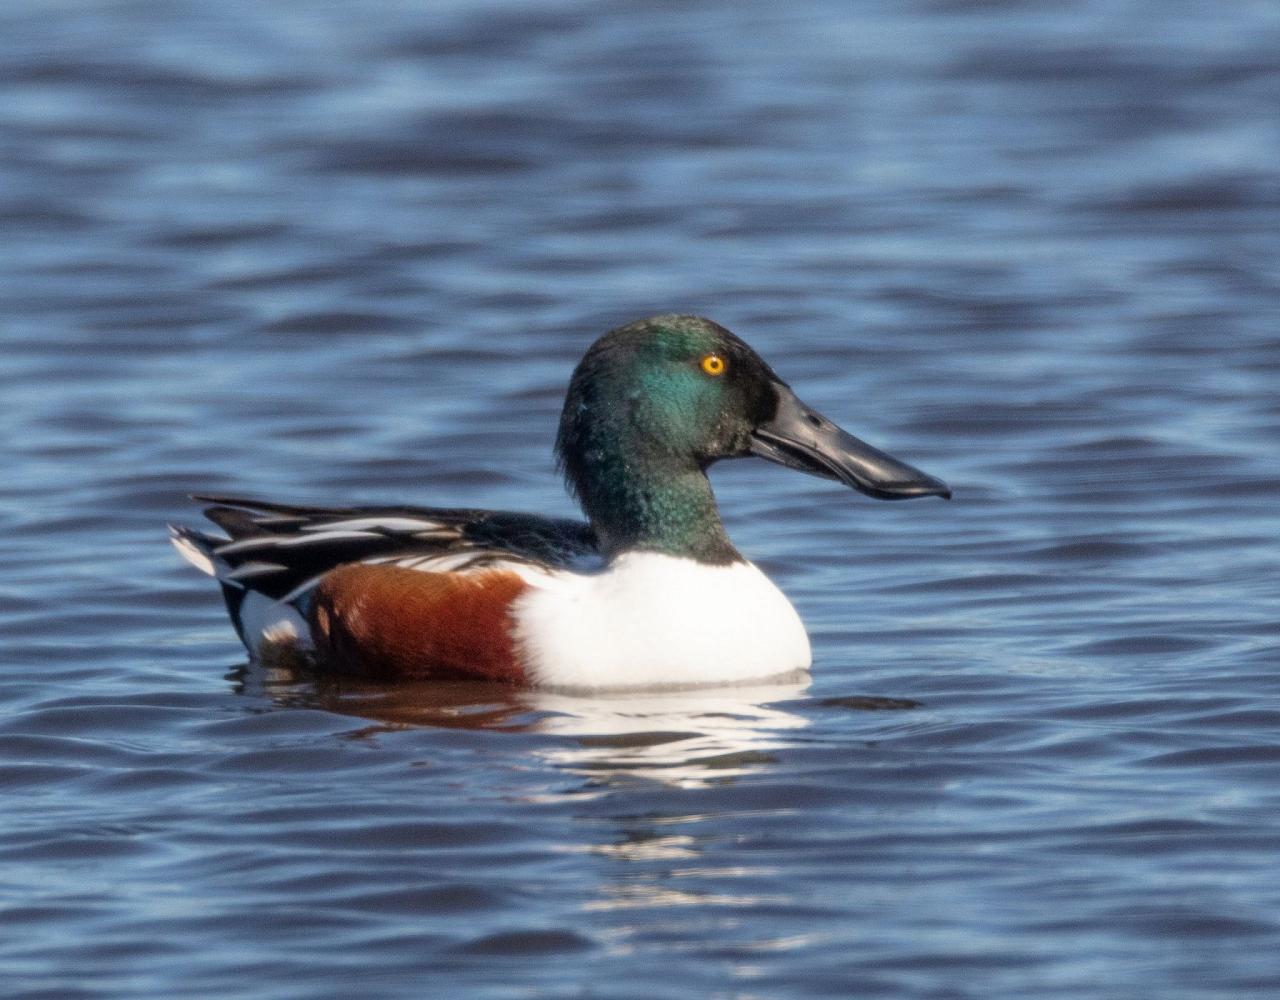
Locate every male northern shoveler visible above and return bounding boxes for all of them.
[171,315,949,690]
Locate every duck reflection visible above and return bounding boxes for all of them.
[227,660,812,788]
[530,679,813,789]
[227,660,825,962]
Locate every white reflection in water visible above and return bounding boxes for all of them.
[526,681,812,789]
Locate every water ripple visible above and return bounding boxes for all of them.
[2,0,1279,998]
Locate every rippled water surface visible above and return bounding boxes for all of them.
[3,1,1279,997]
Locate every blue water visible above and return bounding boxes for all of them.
[3,1,1279,997]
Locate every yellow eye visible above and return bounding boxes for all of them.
[700,353,726,377]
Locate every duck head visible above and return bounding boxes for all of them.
[557,315,949,562]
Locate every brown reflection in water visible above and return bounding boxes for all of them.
[226,660,540,731]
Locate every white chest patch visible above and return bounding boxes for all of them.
[511,551,812,691]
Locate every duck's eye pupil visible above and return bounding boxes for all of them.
[701,354,726,376]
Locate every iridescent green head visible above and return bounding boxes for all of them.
[556,315,949,563]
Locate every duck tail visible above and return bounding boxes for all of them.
[168,524,226,577]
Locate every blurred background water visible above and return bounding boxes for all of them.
[2,1,1279,997]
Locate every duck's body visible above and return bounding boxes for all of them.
[172,316,947,690]
[174,508,809,689]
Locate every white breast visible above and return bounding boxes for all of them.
[511,551,812,691]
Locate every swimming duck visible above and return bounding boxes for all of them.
[171,315,949,690]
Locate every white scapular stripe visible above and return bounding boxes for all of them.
[300,517,447,533]
[224,561,286,581]
[215,530,378,555]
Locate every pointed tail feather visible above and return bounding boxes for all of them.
[168,524,227,578]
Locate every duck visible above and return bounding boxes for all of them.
[171,315,949,691]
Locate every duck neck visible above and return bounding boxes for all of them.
[575,458,741,566]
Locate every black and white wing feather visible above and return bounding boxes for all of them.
[169,494,600,607]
